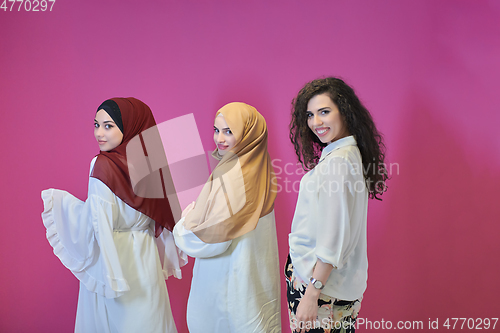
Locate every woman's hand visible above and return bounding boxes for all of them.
[295,286,320,333]
[294,259,333,332]
[181,201,196,218]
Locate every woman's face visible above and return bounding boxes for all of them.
[306,93,349,144]
[213,115,236,156]
[94,109,124,151]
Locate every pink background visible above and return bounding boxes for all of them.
[1,0,500,332]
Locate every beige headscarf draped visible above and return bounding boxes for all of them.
[184,102,277,243]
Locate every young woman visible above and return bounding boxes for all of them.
[287,77,388,333]
[41,97,186,333]
[173,102,281,333]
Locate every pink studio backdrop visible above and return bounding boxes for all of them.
[1,0,499,332]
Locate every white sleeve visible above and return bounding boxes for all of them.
[314,157,354,270]
[156,229,188,279]
[41,188,97,273]
[173,216,232,258]
[41,176,130,298]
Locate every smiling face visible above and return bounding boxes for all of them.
[213,114,236,156]
[94,109,124,151]
[306,93,350,144]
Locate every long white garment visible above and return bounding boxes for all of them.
[173,211,281,333]
[41,157,185,333]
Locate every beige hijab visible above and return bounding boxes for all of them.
[184,102,277,243]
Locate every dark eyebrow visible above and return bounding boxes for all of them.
[306,107,331,113]
[214,126,231,131]
[95,119,116,124]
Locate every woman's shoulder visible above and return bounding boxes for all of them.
[89,156,98,175]
[88,156,116,203]
[88,177,117,206]
[89,154,116,176]
[318,146,362,179]
[326,144,361,164]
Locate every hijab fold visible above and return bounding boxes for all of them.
[184,102,277,243]
[91,97,176,236]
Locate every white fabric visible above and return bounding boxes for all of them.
[289,136,369,301]
[173,211,281,333]
[41,157,185,333]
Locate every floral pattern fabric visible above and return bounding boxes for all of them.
[285,255,361,333]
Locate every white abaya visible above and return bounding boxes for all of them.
[173,211,281,333]
[41,157,185,333]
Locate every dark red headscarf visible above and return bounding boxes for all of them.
[90,97,175,236]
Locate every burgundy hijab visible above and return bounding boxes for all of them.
[90,97,175,236]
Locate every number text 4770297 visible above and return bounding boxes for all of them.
[1,0,56,12]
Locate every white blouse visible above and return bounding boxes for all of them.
[41,157,186,332]
[173,211,282,333]
[289,136,369,301]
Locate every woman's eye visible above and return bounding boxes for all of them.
[321,110,330,115]
[105,124,113,129]
[214,128,219,133]
[307,113,313,118]
[225,130,232,135]
[94,123,99,128]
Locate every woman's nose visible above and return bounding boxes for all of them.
[311,115,322,126]
[216,133,224,143]
[95,127,103,137]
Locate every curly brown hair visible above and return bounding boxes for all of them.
[290,77,388,200]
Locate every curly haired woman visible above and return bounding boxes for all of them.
[287,77,388,333]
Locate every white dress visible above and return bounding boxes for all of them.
[41,157,185,333]
[173,211,282,333]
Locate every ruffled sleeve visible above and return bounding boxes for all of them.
[41,159,130,298]
[41,188,98,274]
[156,229,188,279]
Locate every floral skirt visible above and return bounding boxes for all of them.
[285,255,361,333]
